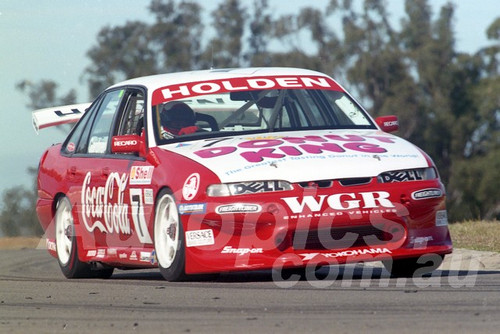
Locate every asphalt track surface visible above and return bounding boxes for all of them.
[1,249,499,334]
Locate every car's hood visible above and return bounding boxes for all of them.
[159,129,429,183]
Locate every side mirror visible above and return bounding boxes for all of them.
[375,115,399,133]
[111,134,145,156]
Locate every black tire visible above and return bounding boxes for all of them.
[153,189,187,281]
[383,254,444,278]
[91,266,115,279]
[55,196,114,279]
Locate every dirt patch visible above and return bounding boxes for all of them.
[0,237,43,250]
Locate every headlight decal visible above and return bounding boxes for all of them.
[377,167,437,183]
[207,180,292,197]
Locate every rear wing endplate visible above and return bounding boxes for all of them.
[32,102,91,134]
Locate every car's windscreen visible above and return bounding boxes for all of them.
[153,89,375,144]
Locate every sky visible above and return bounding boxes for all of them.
[0,0,498,193]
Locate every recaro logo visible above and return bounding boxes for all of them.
[281,191,394,214]
[115,140,138,147]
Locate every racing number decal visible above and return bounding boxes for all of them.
[130,188,153,244]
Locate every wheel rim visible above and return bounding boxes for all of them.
[55,198,73,266]
[154,194,180,269]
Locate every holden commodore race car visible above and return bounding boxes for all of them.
[32,67,452,281]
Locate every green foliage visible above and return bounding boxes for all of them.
[0,168,42,237]
[2,83,77,237]
[16,80,76,110]
[8,0,500,237]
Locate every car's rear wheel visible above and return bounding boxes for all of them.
[55,196,92,278]
[383,254,444,277]
[55,196,114,279]
[154,189,186,281]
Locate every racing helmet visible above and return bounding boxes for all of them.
[160,102,196,131]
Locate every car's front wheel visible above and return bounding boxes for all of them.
[383,254,444,277]
[154,189,186,281]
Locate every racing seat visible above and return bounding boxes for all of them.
[195,113,219,131]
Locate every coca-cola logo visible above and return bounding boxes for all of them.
[81,171,131,235]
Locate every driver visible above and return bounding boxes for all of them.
[160,102,198,138]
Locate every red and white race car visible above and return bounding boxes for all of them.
[33,67,452,281]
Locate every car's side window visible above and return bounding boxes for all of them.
[63,104,96,155]
[116,90,145,136]
[85,89,124,154]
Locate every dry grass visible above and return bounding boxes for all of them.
[449,220,500,252]
[0,236,42,250]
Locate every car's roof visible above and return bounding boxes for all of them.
[109,67,330,90]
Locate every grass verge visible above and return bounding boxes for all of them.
[449,220,499,252]
[0,236,41,250]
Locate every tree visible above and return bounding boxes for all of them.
[16,80,76,110]
[10,0,500,223]
[0,168,42,237]
[0,81,77,236]
[85,21,158,97]
[205,0,247,68]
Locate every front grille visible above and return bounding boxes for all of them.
[293,224,404,250]
[297,177,372,188]
[298,180,333,188]
[338,177,372,186]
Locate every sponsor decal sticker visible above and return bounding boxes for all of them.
[378,169,424,183]
[283,209,397,220]
[282,191,394,214]
[130,251,138,261]
[152,76,341,105]
[411,188,442,200]
[46,239,56,251]
[231,181,287,195]
[216,203,262,214]
[67,142,75,152]
[194,134,396,163]
[183,173,200,201]
[130,166,154,185]
[151,250,157,265]
[185,229,215,247]
[119,253,128,259]
[140,252,153,262]
[300,248,392,261]
[409,236,434,246]
[178,203,207,215]
[436,210,448,226]
[144,188,154,205]
[81,171,131,236]
[87,250,97,257]
[221,246,264,256]
[107,248,117,257]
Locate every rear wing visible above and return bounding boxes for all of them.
[32,102,91,134]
